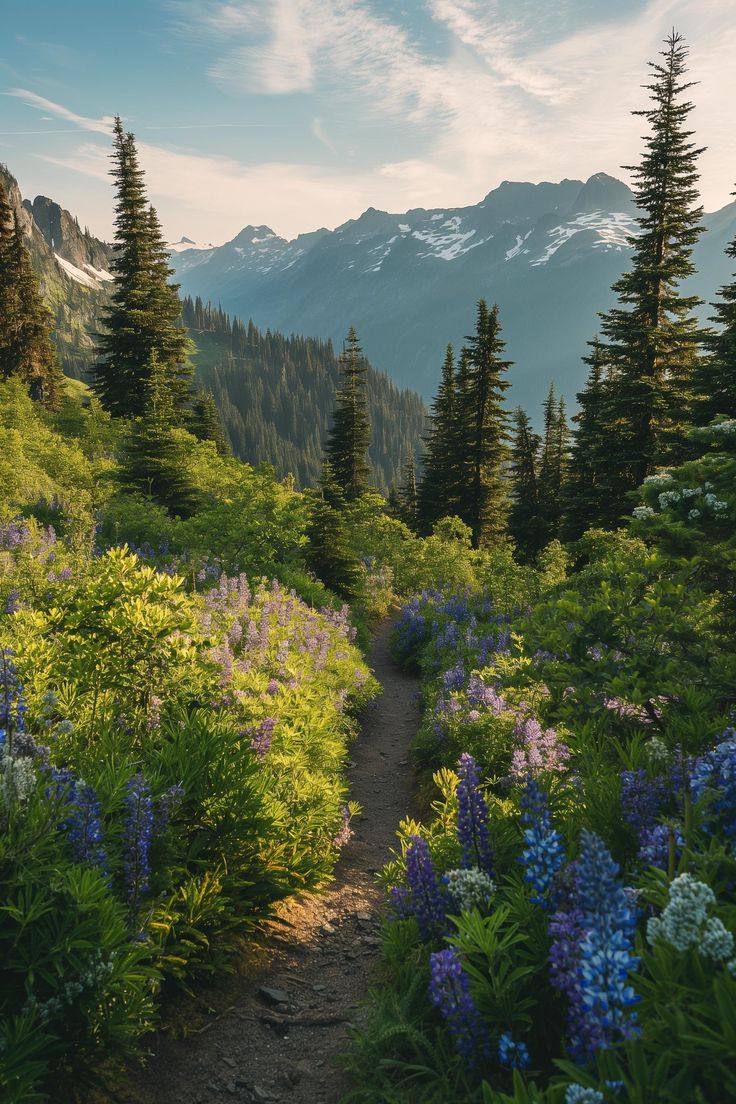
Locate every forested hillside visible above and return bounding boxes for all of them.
[182,297,425,489]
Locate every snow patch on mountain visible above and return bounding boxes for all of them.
[55,253,112,288]
[530,211,638,266]
[505,231,532,261]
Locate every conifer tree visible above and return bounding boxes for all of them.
[94,118,192,418]
[508,407,544,562]
[190,388,230,456]
[305,474,362,601]
[561,340,612,540]
[462,300,511,548]
[538,384,570,543]
[596,31,705,513]
[418,344,456,532]
[693,190,736,424]
[398,451,419,531]
[323,325,371,500]
[0,183,63,408]
[0,179,16,377]
[120,353,200,517]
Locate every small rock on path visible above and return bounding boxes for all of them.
[112,617,418,1104]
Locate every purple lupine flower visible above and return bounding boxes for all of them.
[0,649,26,749]
[443,664,465,691]
[47,768,107,874]
[519,778,565,908]
[456,754,493,874]
[4,589,21,614]
[250,717,276,757]
[429,947,489,1065]
[405,835,447,939]
[498,1032,530,1070]
[388,884,412,920]
[620,769,668,836]
[510,714,571,778]
[122,773,155,906]
[691,730,736,840]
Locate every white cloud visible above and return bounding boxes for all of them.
[5,88,114,135]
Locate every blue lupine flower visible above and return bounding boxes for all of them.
[456,754,493,874]
[691,730,736,840]
[498,1031,530,1069]
[429,947,489,1065]
[575,831,640,1056]
[46,767,107,873]
[123,773,155,906]
[519,778,565,907]
[442,664,465,691]
[405,835,447,940]
[0,649,27,746]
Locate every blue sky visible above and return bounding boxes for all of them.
[1,0,734,244]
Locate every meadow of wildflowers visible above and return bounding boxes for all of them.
[346,559,736,1104]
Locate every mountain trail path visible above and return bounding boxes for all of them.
[114,616,418,1104]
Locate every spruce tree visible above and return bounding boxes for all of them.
[305,473,362,601]
[120,354,200,517]
[0,179,16,378]
[597,31,705,514]
[323,325,371,500]
[418,344,459,533]
[508,407,544,562]
[190,388,230,456]
[398,451,419,531]
[462,300,511,548]
[561,340,612,540]
[538,385,570,543]
[94,118,192,418]
[0,186,62,408]
[693,189,736,424]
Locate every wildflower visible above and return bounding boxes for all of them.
[632,505,656,519]
[510,714,570,778]
[443,664,465,691]
[565,1087,604,1104]
[691,731,736,840]
[456,754,493,874]
[122,773,154,906]
[405,835,447,939]
[428,947,489,1064]
[519,778,565,908]
[250,717,276,757]
[647,873,733,961]
[444,867,495,913]
[332,805,353,849]
[498,1032,530,1069]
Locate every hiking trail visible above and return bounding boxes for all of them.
[116,616,418,1104]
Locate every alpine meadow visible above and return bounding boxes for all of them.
[2,9,736,1104]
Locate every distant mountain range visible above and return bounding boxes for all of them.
[0,163,424,489]
[170,173,736,414]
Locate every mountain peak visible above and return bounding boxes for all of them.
[571,173,634,214]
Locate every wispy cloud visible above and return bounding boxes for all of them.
[5,88,114,135]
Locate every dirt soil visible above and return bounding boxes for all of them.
[113,617,418,1104]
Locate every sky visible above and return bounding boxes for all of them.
[1,0,734,245]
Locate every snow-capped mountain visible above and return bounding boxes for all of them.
[170,173,736,412]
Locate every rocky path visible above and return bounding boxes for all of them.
[115,617,418,1104]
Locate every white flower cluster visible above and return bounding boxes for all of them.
[643,472,674,486]
[658,490,682,509]
[444,866,495,913]
[647,873,734,962]
[704,492,728,513]
[23,951,117,1024]
[0,746,36,807]
[709,418,736,435]
[632,505,656,520]
[646,736,670,764]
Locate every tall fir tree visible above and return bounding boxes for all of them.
[189,388,230,456]
[398,451,419,531]
[417,344,459,532]
[0,181,63,408]
[537,384,570,543]
[0,179,16,378]
[562,340,612,540]
[595,31,705,519]
[693,188,736,424]
[94,118,192,418]
[508,407,544,562]
[120,353,200,517]
[322,325,371,500]
[462,300,512,548]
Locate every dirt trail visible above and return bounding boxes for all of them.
[115,617,418,1104]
